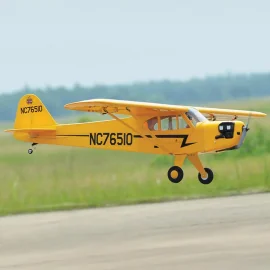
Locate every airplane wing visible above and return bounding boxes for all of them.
[64,99,190,116]
[193,106,267,120]
[64,99,267,120]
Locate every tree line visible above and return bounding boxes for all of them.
[1,72,270,121]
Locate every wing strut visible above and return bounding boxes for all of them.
[103,107,172,155]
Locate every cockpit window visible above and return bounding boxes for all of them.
[146,117,158,130]
[186,108,208,124]
[145,115,190,131]
[160,116,177,130]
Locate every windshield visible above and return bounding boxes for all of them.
[186,108,208,123]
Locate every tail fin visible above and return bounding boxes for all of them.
[5,94,57,137]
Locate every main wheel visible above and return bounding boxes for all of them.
[28,149,33,154]
[198,168,214,184]
[167,166,184,183]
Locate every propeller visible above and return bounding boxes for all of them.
[235,112,252,149]
[245,112,252,131]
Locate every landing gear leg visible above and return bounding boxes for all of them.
[28,143,38,154]
[187,153,214,184]
[167,155,186,183]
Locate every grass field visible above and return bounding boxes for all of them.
[0,97,269,216]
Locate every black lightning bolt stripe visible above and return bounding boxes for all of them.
[133,135,152,138]
[133,134,196,148]
[156,134,196,148]
[56,134,89,137]
[155,135,184,138]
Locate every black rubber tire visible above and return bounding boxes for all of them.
[28,149,33,154]
[198,168,214,184]
[167,166,184,183]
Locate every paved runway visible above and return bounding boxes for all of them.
[1,193,270,269]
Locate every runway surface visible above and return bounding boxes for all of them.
[1,193,270,269]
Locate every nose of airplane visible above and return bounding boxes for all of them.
[210,120,246,152]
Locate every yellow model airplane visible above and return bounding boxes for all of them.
[5,94,267,184]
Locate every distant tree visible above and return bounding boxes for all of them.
[77,116,93,123]
[1,72,270,121]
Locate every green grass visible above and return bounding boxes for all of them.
[0,98,269,216]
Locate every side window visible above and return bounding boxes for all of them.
[146,117,158,131]
[178,115,191,128]
[145,115,191,131]
[171,116,178,129]
[178,115,187,128]
[161,116,178,130]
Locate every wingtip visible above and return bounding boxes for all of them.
[64,103,73,109]
[64,101,80,109]
[248,111,267,118]
[64,101,89,110]
[257,112,267,117]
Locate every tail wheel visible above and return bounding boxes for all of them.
[167,166,184,183]
[198,168,214,184]
[28,143,38,154]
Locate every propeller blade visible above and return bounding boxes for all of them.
[235,128,248,149]
[246,112,252,130]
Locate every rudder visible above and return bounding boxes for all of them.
[14,94,56,129]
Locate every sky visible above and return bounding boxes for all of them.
[0,0,270,93]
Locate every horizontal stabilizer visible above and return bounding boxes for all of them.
[5,128,55,132]
[4,128,56,136]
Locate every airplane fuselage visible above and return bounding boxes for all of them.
[13,116,245,155]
